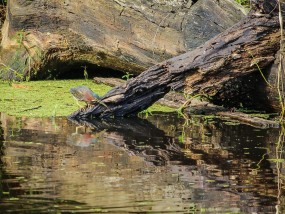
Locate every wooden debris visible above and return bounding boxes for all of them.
[216,111,279,128]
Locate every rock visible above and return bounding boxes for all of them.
[0,0,245,80]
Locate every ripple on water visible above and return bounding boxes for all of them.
[0,113,283,213]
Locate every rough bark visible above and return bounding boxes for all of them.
[70,1,281,119]
[0,0,245,80]
[93,76,279,128]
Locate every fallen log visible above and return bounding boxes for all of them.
[216,111,279,128]
[0,0,245,80]
[93,76,279,128]
[70,0,282,119]
[94,77,188,108]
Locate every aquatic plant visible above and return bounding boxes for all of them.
[0,79,174,117]
[277,1,285,122]
[82,66,88,80]
[249,51,272,88]
[235,0,250,7]
[122,71,133,80]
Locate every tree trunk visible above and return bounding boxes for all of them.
[69,0,282,119]
[0,0,245,80]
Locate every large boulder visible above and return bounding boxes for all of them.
[0,0,246,80]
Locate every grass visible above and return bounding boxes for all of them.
[0,80,174,118]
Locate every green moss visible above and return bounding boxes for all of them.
[147,103,175,113]
[0,80,174,117]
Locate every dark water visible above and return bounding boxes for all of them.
[0,112,284,213]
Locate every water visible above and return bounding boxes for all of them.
[0,112,284,213]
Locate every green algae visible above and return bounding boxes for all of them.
[0,80,174,117]
[142,104,174,114]
[250,113,277,120]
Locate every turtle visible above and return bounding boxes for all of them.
[70,86,100,105]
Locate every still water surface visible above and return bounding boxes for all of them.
[0,112,284,213]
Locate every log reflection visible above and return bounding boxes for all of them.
[0,113,283,213]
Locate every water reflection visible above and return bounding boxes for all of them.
[0,112,284,213]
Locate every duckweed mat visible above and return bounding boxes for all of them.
[0,80,174,117]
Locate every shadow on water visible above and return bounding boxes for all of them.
[0,112,284,213]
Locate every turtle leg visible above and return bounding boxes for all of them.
[73,97,83,108]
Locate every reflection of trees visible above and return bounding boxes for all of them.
[272,126,285,214]
[72,117,278,196]
[69,116,192,166]
[148,115,283,213]
[71,115,282,211]
[0,112,283,213]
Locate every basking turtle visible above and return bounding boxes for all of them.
[70,86,100,105]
